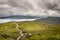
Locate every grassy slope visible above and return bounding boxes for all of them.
[0,21,60,40]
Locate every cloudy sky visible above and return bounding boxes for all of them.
[0,0,60,17]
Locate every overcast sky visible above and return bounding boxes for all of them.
[0,0,60,17]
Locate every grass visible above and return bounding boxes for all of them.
[0,21,60,40]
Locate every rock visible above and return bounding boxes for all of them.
[27,33,32,37]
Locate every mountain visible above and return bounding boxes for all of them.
[0,15,47,19]
[35,17,60,24]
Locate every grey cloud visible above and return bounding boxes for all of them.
[0,0,60,17]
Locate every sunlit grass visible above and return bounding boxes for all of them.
[0,21,60,40]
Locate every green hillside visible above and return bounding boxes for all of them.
[0,21,60,40]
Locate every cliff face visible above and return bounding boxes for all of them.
[0,0,60,17]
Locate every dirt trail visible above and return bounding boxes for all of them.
[13,22,24,40]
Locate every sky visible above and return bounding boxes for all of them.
[0,0,60,17]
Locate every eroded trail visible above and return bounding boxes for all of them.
[13,22,24,40]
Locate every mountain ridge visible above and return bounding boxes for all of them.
[35,16,60,24]
[0,15,48,19]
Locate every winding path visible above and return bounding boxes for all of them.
[13,22,24,40]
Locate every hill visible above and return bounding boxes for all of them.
[0,21,60,40]
[0,15,42,19]
[35,16,60,24]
